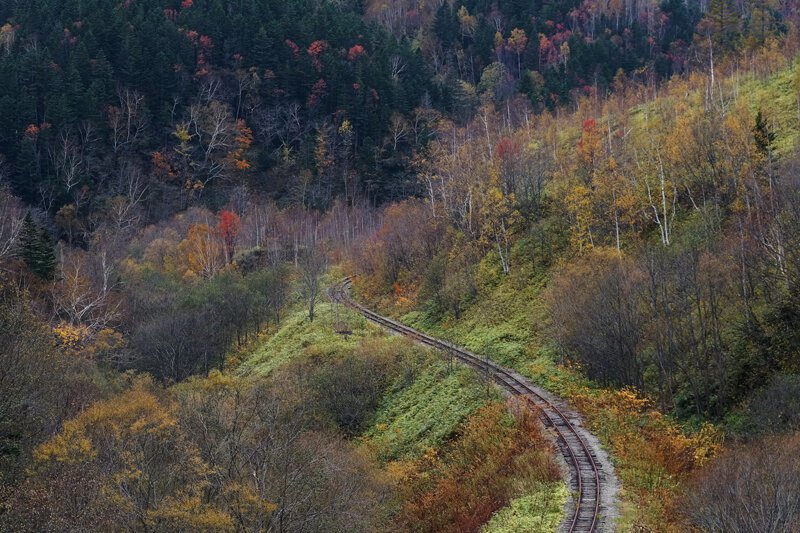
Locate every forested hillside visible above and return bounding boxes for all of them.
[2,0,800,531]
[2,0,788,221]
[354,45,800,530]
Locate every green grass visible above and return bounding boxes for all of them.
[374,246,722,531]
[360,246,656,527]
[402,249,549,373]
[365,360,495,462]
[481,482,568,533]
[236,274,564,529]
[740,61,800,156]
[236,302,379,376]
[236,278,496,463]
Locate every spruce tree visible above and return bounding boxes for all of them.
[18,213,37,264]
[18,213,56,280]
[753,110,776,155]
[704,0,741,50]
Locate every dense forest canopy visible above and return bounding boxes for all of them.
[0,0,438,213]
[2,0,800,531]
[1,0,790,226]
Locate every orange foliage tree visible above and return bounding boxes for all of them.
[218,210,241,263]
[177,223,225,278]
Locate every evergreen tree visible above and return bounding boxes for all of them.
[753,110,776,155]
[745,0,778,45]
[702,0,742,50]
[86,50,115,117]
[433,4,458,46]
[18,213,56,280]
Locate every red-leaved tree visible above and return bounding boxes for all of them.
[218,210,241,263]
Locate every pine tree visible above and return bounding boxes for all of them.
[753,110,775,155]
[35,228,56,280]
[19,213,56,280]
[702,0,741,50]
[746,0,778,45]
[86,50,115,117]
[433,4,458,45]
[252,27,276,68]
[18,213,37,263]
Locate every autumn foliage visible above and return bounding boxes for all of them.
[347,44,365,61]
[218,210,241,263]
[683,432,800,531]
[25,376,228,530]
[399,401,560,532]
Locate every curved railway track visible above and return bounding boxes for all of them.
[328,277,614,532]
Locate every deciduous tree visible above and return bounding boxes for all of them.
[218,210,241,264]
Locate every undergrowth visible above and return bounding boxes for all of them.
[363,361,494,462]
[236,302,376,376]
[358,244,723,531]
[481,482,568,533]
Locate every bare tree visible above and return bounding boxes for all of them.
[389,54,407,81]
[388,113,409,152]
[107,89,147,154]
[197,75,224,104]
[106,164,148,235]
[410,106,441,149]
[234,67,259,119]
[51,246,121,335]
[241,199,281,262]
[548,251,646,388]
[251,103,305,158]
[684,433,800,533]
[48,130,83,195]
[0,183,23,267]
[298,236,328,322]
[185,100,236,187]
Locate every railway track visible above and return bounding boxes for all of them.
[328,277,615,532]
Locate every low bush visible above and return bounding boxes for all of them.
[683,432,800,532]
[398,401,561,532]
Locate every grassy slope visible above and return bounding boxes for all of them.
[371,253,579,531]
[364,361,493,462]
[371,247,701,529]
[235,301,377,376]
[482,482,568,533]
[401,250,548,370]
[239,300,496,458]
[739,61,799,156]
[236,284,566,530]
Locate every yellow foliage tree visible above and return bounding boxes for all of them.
[177,223,225,278]
[592,157,638,252]
[479,167,519,274]
[34,377,225,529]
[564,182,595,252]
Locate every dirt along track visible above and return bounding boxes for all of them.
[328,277,619,532]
